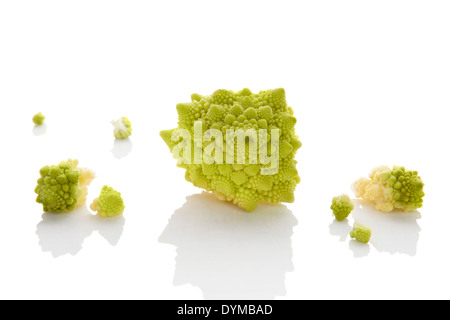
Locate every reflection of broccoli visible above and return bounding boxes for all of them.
[90,186,125,218]
[158,192,298,299]
[161,88,301,211]
[353,166,425,213]
[35,159,95,213]
[112,117,132,139]
[33,112,45,126]
[350,222,372,244]
[330,194,354,221]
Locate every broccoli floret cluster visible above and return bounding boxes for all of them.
[350,222,372,244]
[33,112,45,126]
[160,88,301,211]
[330,194,354,221]
[112,117,132,139]
[353,166,425,213]
[35,159,95,213]
[90,185,125,218]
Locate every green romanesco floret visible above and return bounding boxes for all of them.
[90,185,125,218]
[33,112,45,126]
[352,166,425,213]
[350,222,372,244]
[35,159,95,213]
[160,88,302,211]
[331,194,354,221]
[112,117,132,139]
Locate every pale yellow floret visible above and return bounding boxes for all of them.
[352,166,394,212]
[76,170,96,208]
[352,177,370,198]
[64,159,96,209]
[352,165,425,213]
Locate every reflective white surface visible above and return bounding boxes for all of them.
[36,207,125,258]
[330,201,421,258]
[159,192,297,300]
[111,139,133,160]
[1,0,450,300]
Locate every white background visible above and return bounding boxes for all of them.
[1,0,449,300]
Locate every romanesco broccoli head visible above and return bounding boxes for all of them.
[352,166,425,213]
[112,117,132,139]
[160,88,301,211]
[33,112,45,126]
[350,222,372,244]
[90,185,125,218]
[330,194,354,221]
[35,159,95,213]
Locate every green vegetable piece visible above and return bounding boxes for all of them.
[112,117,132,139]
[35,159,95,213]
[353,165,425,213]
[160,88,301,211]
[33,112,45,126]
[90,185,125,218]
[331,194,354,221]
[350,222,372,244]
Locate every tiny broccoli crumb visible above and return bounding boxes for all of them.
[350,222,372,244]
[330,194,354,221]
[33,112,45,126]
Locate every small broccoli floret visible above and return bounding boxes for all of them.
[33,112,45,126]
[112,117,132,139]
[352,166,425,213]
[350,222,372,244]
[35,159,95,213]
[90,185,125,218]
[330,194,354,221]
